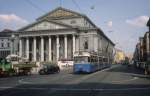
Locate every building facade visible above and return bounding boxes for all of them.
[133,18,150,63]
[14,7,114,64]
[114,48,125,63]
[0,29,14,59]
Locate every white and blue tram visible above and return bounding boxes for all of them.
[73,51,111,73]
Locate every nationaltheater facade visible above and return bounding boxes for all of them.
[15,7,115,63]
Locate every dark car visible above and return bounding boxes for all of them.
[18,67,31,76]
[0,68,17,77]
[0,68,4,77]
[39,64,60,75]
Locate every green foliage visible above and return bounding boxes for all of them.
[0,58,11,71]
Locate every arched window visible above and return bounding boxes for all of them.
[84,37,88,50]
[84,41,88,49]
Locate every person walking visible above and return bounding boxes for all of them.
[145,61,150,75]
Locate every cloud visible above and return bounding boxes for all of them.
[126,16,149,27]
[0,14,28,31]
[0,14,28,23]
[107,21,112,27]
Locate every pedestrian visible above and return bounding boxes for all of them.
[145,61,150,75]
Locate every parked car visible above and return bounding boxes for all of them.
[0,68,4,77]
[39,64,60,75]
[0,68,17,77]
[18,67,31,76]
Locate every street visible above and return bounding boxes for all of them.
[0,64,150,96]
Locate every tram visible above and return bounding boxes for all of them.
[73,51,110,73]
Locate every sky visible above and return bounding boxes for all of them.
[0,0,150,55]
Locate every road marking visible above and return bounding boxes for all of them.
[50,87,150,91]
[18,73,73,84]
[0,86,14,89]
[111,77,139,83]
[18,79,32,84]
[0,87,150,91]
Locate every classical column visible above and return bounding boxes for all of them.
[33,37,37,61]
[73,35,76,55]
[19,38,22,57]
[48,36,52,61]
[41,36,44,62]
[56,36,60,61]
[26,37,29,60]
[64,35,67,59]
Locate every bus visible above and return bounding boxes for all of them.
[73,51,110,73]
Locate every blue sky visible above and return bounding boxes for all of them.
[0,0,150,55]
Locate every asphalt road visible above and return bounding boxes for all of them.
[0,64,150,96]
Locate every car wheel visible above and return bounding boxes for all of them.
[39,70,45,75]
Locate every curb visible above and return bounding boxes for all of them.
[131,74,150,78]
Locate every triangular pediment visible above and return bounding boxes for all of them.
[37,7,83,20]
[19,20,72,31]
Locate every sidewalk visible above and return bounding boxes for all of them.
[131,73,150,79]
[128,65,150,79]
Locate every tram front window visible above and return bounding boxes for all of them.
[74,56,89,63]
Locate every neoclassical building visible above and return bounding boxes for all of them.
[0,29,14,59]
[16,7,115,63]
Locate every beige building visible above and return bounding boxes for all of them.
[12,7,114,64]
[114,48,125,63]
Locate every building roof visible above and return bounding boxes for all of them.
[0,29,14,37]
[18,7,114,46]
[1,29,14,32]
[36,7,114,45]
[37,7,84,21]
[36,7,97,28]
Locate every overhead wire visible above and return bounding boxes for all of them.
[25,0,46,13]
[71,0,84,14]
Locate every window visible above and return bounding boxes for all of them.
[88,57,90,62]
[74,56,89,63]
[84,41,88,49]
[85,21,88,25]
[1,43,4,48]
[99,57,103,63]
[84,37,88,50]
[7,43,10,47]
[90,56,98,63]
[103,58,108,62]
